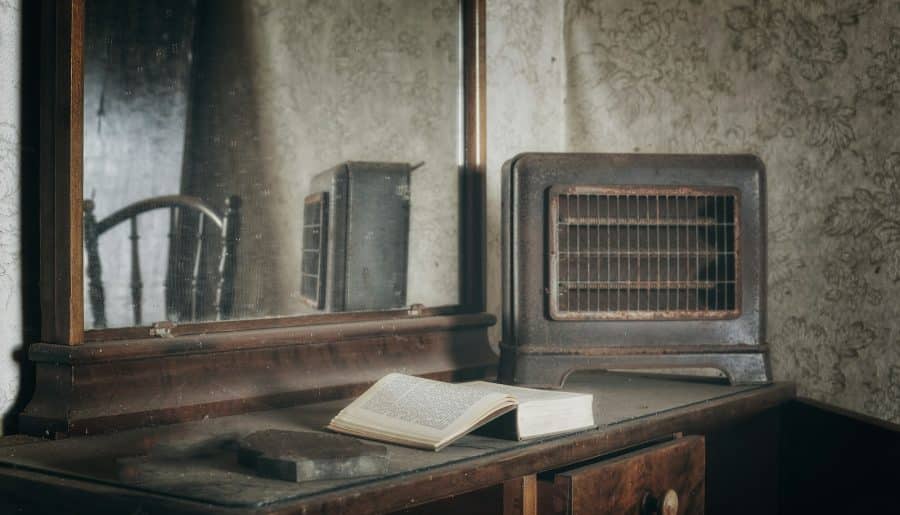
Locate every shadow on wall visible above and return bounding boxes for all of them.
[179,0,277,320]
[3,0,40,436]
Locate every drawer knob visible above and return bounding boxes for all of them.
[641,489,679,515]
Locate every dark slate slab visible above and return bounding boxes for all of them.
[237,430,390,482]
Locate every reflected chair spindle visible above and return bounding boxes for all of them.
[189,214,207,321]
[216,196,241,321]
[129,216,143,325]
[83,200,107,329]
[83,195,240,328]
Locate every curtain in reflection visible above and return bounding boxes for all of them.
[177,0,263,321]
[83,0,198,327]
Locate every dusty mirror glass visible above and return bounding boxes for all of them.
[82,0,461,329]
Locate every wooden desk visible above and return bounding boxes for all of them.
[0,373,793,514]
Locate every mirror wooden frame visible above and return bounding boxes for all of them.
[21,0,494,438]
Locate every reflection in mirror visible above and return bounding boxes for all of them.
[82,0,461,329]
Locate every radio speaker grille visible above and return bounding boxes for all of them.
[300,192,328,309]
[548,186,740,320]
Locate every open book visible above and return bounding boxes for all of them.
[327,374,595,451]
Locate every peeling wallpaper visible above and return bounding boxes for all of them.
[0,0,21,429]
[487,0,900,424]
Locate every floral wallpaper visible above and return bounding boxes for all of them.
[487,0,900,423]
[0,0,21,430]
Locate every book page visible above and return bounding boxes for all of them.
[466,381,589,403]
[330,374,515,449]
[358,374,496,430]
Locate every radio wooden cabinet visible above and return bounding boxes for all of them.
[499,153,770,389]
[301,162,413,312]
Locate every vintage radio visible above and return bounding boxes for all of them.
[499,153,770,387]
[301,162,411,312]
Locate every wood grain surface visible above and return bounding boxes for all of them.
[540,436,705,515]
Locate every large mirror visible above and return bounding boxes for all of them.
[81,0,462,329]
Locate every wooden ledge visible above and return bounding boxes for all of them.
[30,313,497,364]
[21,313,498,437]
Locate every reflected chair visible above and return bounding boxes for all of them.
[83,195,240,328]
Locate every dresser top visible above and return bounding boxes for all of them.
[0,372,793,514]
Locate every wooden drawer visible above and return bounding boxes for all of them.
[538,436,705,515]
